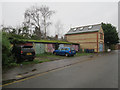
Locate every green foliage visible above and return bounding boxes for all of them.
[4,32,27,44]
[22,39,74,44]
[31,35,40,40]
[109,44,116,50]
[8,59,51,67]
[2,32,14,66]
[76,53,93,57]
[101,23,119,46]
[2,32,28,67]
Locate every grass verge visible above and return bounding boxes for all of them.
[76,52,93,56]
[3,52,94,70]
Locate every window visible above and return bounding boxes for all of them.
[88,26,92,29]
[80,27,83,30]
[73,28,76,32]
[100,33,103,39]
[76,28,79,31]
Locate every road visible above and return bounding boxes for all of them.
[3,50,118,88]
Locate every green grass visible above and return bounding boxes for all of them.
[36,53,54,57]
[36,52,66,58]
[36,52,94,60]
[3,52,94,70]
[8,59,51,67]
[3,59,51,70]
[20,53,93,65]
[76,52,93,56]
[21,59,51,64]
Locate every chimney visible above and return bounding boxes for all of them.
[55,35,58,40]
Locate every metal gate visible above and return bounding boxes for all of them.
[99,43,103,52]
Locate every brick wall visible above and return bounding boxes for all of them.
[66,28,104,52]
[66,32,98,52]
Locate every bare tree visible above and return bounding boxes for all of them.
[24,5,55,39]
[24,6,42,39]
[40,5,55,39]
[2,26,17,34]
[55,20,64,39]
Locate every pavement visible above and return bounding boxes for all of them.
[2,53,99,83]
[2,50,118,88]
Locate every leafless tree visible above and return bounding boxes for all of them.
[40,5,55,39]
[24,6,42,39]
[24,5,55,39]
[55,20,64,39]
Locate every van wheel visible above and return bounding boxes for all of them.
[65,53,69,57]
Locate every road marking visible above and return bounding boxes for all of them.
[16,75,22,78]
[1,56,98,87]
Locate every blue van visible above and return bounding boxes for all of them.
[53,47,76,57]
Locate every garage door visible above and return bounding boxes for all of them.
[35,43,45,54]
[99,43,103,52]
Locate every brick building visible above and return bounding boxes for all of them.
[65,24,104,52]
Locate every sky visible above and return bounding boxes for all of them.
[1,1,119,37]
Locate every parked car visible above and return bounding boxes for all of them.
[12,45,35,63]
[53,47,76,57]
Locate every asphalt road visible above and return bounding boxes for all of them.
[3,50,118,88]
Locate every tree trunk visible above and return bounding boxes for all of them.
[44,17,47,39]
[35,26,41,39]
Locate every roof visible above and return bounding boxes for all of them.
[66,24,101,35]
[20,39,79,45]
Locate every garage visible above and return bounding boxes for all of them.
[35,43,45,54]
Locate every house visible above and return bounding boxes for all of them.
[65,24,104,52]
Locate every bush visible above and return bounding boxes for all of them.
[2,32,13,66]
[110,45,116,50]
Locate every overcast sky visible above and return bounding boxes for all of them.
[1,2,118,36]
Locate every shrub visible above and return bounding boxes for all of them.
[2,32,13,66]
